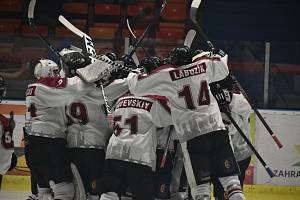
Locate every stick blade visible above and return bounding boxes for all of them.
[28,0,36,19]
[58,15,85,38]
[184,29,196,48]
[190,0,202,22]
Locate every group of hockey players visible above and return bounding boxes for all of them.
[0,43,253,200]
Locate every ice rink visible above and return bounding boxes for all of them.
[1,187,299,200]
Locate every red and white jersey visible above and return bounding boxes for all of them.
[25,76,97,139]
[66,79,129,149]
[106,95,172,170]
[222,93,253,161]
[127,54,229,142]
[0,114,14,175]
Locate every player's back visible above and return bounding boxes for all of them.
[106,94,172,170]
[25,77,81,139]
[66,91,113,149]
[128,54,229,142]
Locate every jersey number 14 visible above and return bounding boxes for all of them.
[178,80,210,109]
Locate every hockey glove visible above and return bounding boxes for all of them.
[76,55,120,83]
[214,89,232,113]
[212,48,226,57]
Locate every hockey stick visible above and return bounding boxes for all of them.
[223,110,275,178]
[127,0,168,60]
[0,60,30,79]
[126,18,157,64]
[58,15,112,114]
[28,0,63,60]
[124,19,140,66]
[190,0,214,51]
[231,76,283,148]
[58,15,96,60]
[183,29,197,48]
[126,18,151,59]
[160,127,172,168]
[189,0,283,149]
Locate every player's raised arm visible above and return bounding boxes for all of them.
[193,49,229,83]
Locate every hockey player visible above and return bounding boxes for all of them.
[210,75,253,200]
[25,59,72,200]
[60,48,129,200]
[0,75,17,175]
[99,93,172,200]
[116,47,245,200]
[99,57,173,200]
[25,57,110,200]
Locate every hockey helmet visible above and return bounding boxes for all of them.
[34,59,60,79]
[169,45,193,66]
[106,52,118,61]
[121,55,137,69]
[139,56,161,73]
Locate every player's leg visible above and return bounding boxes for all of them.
[237,157,251,189]
[99,159,125,200]
[170,142,188,200]
[213,131,245,200]
[184,135,214,200]
[155,149,174,199]
[68,148,105,199]
[25,135,53,200]
[24,133,39,200]
[46,138,74,200]
[127,162,155,200]
[211,174,226,200]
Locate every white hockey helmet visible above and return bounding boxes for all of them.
[34,59,60,79]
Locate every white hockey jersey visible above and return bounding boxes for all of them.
[25,76,97,139]
[222,93,253,161]
[66,79,129,149]
[106,95,172,170]
[0,114,14,175]
[127,54,229,142]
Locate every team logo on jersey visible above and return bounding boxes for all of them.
[224,159,231,169]
[91,180,96,190]
[160,183,166,193]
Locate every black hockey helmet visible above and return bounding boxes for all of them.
[121,55,137,69]
[106,52,118,61]
[139,56,161,73]
[169,45,193,66]
[0,75,6,102]
[162,57,171,65]
[59,46,91,77]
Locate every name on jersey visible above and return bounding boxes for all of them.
[26,86,36,96]
[169,63,207,81]
[115,98,153,112]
